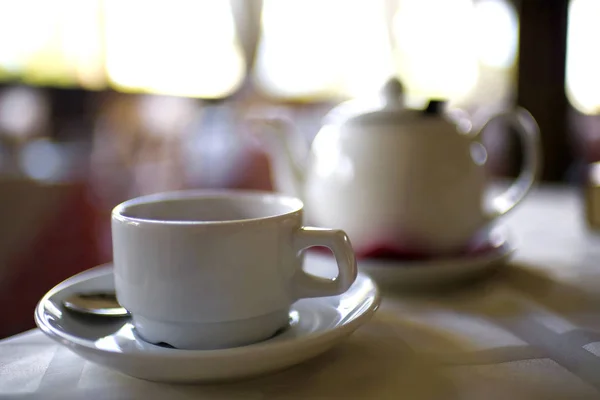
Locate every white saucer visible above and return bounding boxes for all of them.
[307,227,515,289]
[35,265,380,383]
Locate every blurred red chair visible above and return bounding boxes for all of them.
[0,179,103,339]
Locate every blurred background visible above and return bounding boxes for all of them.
[0,0,596,338]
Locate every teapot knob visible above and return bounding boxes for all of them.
[423,100,446,115]
[381,77,405,108]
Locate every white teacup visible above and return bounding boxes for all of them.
[111,190,357,350]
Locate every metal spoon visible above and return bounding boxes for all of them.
[63,292,130,317]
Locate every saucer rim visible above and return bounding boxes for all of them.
[358,225,516,268]
[35,265,380,359]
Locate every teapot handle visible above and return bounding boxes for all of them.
[480,107,542,220]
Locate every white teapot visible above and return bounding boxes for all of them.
[256,79,541,257]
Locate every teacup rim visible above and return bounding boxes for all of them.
[111,189,304,226]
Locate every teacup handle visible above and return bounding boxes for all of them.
[292,227,358,299]
[480,107,542,220]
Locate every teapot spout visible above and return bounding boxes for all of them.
[250,117,307,200]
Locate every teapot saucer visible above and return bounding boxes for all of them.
[306,226,515,289]
[34,264,380,383]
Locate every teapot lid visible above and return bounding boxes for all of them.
[324,77,447,127]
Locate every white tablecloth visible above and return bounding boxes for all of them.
[3,185,600,399]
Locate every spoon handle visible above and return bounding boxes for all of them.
[63,292,130,317]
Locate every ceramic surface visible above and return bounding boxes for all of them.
[35,265,379,383]
[111,190,357,349]
[258,79,541,255]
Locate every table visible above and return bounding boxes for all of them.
[3,185,600,399]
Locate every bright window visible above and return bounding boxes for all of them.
[392,0,518,107]
[566,0,600,115]
[252,0,393,101]
[103,0,246,99]
[0,0,104,89]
